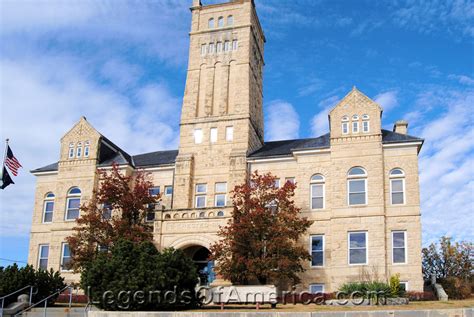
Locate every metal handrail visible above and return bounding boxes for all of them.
[14,285,73,317]
[0,285,35,317]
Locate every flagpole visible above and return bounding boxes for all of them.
[0,138,9,180]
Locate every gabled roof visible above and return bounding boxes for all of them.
[30,162,59,173]
[133,150,179,168]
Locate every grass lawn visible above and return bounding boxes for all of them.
[195,298,474,312]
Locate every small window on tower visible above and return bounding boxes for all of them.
[227,15,234,26]
[208,18,214,28]
[209,43,215,54]
[224,41,230,52]
[216,42,222,53]
[194,129,203,144]
[226,126,233,141]
[210,128,218,143]
[232,40,238,51]
[201,44,206,56]
[218,16,224,27]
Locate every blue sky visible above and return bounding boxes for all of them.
[0,0,473,267]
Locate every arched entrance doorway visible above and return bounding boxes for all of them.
[182,245,215,285]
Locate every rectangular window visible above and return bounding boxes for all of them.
[61,243,72,271]
[342,122,349,134]
[309,284,325,294]
[196,184,207,193]
[399,281,408,292]
[224,41,230,52]
[391,179,405,205]
[363,121,370,133]
[43,201,54,223]
[285,177,295,185]
[311,235,324,267]
[349,232,368,265]
[216,42,222,53]
[146,210,155,222]
[348,179,367,205]
[210,127,218,143]
[68,147,75,159]
[201,44,206,56]
[65,198,80,220]
[38,244,49,270]
[274,179,280,188]
[352,121,359,133]
[392,231,407,264]
[195,196,206,208]
[194,129,203,144]
[311,184,324,209]
[215,182,227,193]
[215,194,226,207]
[76,146,82,158]
[102,203,112,220]
[232,40,238,50]
[164,186,173,196]
[195,184,207,208]
[226,126,233,141]
[149,187,160,196]
[209,43,215,54]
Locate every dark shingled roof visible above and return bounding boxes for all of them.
[31,130,422,173]
[248,133,330,158]
[30,162,59,173]
[381,129,423,144]
[133,150,178,168]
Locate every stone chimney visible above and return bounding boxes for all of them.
[393,120,408,135]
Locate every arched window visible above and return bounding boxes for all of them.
[208,18,214,28]
[65,187,81,220]
[76,142,82,158]
[84,141,90,158]
[227,15,234,26]
[217,210,224,217]
[341,116,349,135]
[199,211,205,218]
[42,192,55,223]
[352,115,359,133]
[390,168,405,205]
[310,174,325,210]
[348,167,367,205]
[68,143,75,159]
[218,16,224,27]
[362,114,370,133]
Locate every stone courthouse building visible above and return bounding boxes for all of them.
[28,0,424,292]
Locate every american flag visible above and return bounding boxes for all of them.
[5,145,22,176]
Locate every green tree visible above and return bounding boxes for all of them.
[0,264,65,306]
[210,171,313,285]
[422,236,473,281]
[81,239,199,311]
[66,163,159,271]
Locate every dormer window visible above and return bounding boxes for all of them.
[341,116,349,135]
[218,16,224,27]
[362,114,370,133]
[76,142,82,158]
[68,143,75,159]
[227,15,234,26]
[84,141,90,157]
[208,18,214,28]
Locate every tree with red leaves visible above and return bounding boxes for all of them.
[66,163,159,271]
[210,171,313,285]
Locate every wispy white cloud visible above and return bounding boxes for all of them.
[310,95,340,137]
[448,74,474,86]
[265,100,300,141]
[297,78,324,97]
[392,0,474,38]
[0,55,181,237]
[374,90,399,112]
[416,89,474,244]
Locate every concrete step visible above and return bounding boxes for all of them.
[22,307,89,317]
